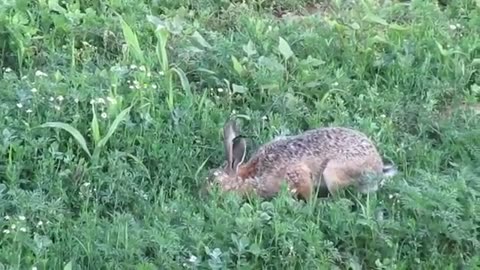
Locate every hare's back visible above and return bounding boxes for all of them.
[303,127,381,156]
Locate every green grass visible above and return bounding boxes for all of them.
[1,0,480,269]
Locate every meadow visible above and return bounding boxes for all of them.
[1,0,480,269]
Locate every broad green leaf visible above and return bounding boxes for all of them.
[232,84,248,94]
[171,67,192,98]
[278,37,294,60]
[39,122,91,157]
[231,55,245,76]
[48,0,66,13]
[64,261,73,270]
[363,13,389,26]
[242,40,257,57]
[191,31,212,49]
[91,104,101,145]
[119,16,144,62]
[96,106,132,150]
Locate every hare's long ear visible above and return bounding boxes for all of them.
[231,136,247,173]
[223,119,239,174]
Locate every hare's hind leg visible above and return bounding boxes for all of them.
[285,164,314,200]
[322,159,382,195]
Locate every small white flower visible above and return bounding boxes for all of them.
[19,227,27,232]
[83,182,91,187]
[49,97,54,101]
[188,255,198,263]
[90,99,96,105]
[18,215,26,221]
[217,88,224,93]
[31,88,38,93]
[139,65,146,72]
[4,215,10,220]
[74,98,79,103]
[158,71,164,76]
[332,82,339,86]
[5,67,12,72]
[17,103,23,108]
[32,267,38,270]
[449,24,457,30]
[54,105,61,111]
[101,112,107,119]
[35,70,48,77]
[152,84,157,89]
[261,115,268,120]
[57,95,64,102]
[26,109,33,113]
[129,85,134,90]
[96,97,105,104]
[3,229,10,234]
[147,72,152,77]
[130,64,137,70]
[37,221,43,227]
[11,224,16,230]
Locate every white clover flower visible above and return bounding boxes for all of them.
[101,112,107,119]
[449,24,457,30]
[152,84,157,89]
[74,98,79,103]
[130,64,137,70]
[4,215,10,220]
[49,97,54,101]
[217,88,224,93]
[57,95,64,102]
[158,71,164,76]
[19,227,27,232]
[3,229,10,234]
[31,88,38,93]
[37,221,43,227]
[35,70,48,77]
[54,105,61,111]
[188,255,198,263]
[5,67,12,72]
[17,103,23,108]
[11,224,16,230]
[18,215,26,221]
[139,65,146,72]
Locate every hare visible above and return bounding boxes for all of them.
[206,118,397,200]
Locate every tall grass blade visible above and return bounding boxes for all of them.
[38,122,92,158]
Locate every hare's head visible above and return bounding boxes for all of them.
[205,119,247,192]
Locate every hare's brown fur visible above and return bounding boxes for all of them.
[208,120,396,199]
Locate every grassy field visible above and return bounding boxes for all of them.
[1,0,480,269]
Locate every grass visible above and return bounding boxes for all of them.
[1,0,480,269]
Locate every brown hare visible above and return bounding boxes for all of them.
[206,118,397,200]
